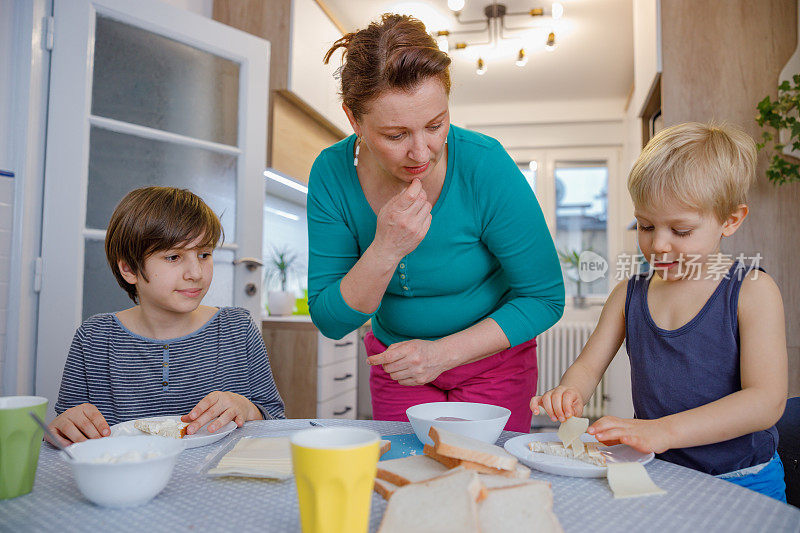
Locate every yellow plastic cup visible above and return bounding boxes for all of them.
[0,396,48,499]
[291,427,380,533]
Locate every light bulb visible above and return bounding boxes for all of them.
[516,48,528,67]
[437,35,449,53]
[476,57,487,75]
[448,0,465,12]
[529,160,538,172]
[551,2,564,20]
[545,32,557,52]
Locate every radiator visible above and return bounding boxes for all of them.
[536,321,607,419]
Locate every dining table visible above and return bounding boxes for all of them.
[1,418,798,532]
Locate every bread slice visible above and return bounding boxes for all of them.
[424,445,531,479]
[428,426,518,471]
[374,478,399,500]
[380,439,391,457]
[478,482,563,533]
[528,441,607,467]
[377,469,483,532]
[134,418,188,439]
[376,455,450,486]
[478,474,539,489]
[423,444,461,468]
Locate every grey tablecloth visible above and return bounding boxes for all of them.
[1,419,798,532]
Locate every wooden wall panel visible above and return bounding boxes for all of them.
[661,0,800,393]
[272,90,344,183]
[262,321,318,419]
[213,0,293,163]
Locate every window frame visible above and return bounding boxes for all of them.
[513,146,622,307]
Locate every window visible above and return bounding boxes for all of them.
[518,161,537,194]
[553,162,609,296]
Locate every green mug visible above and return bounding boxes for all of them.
[0,396,48,499]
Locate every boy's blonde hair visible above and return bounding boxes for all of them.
[628,122,757,222]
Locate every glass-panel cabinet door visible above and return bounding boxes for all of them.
[36,0,269,418]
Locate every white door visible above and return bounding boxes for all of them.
[36,0,270,418]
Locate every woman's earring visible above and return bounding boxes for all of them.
[354,137,361,167]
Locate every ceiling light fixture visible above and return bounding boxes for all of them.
[545,31,557,51]
[437,34,449,53]
[447,0,466,12]
[515,48,528,67]
[435,1,565,70]
[476,57,487,75]
[264,169,308,194]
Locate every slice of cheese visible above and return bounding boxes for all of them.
[570,439,586,458]
[607,462,667,499]
[208,437,293,479]
[556,416,589,449]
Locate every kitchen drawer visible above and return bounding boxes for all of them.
[317,358,357,402]
[317,331,358,367]
[317,388,357,419]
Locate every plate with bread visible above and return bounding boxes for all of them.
[504,423,654,478]
[110,415,237,449]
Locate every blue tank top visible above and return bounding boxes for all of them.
[624,261,778,475]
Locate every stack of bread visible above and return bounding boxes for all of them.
[375,426,562,533]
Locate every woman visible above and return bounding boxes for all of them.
[307,14,564,431]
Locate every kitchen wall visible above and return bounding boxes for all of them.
[262,195,308,300]
[0,0,16,389]
[660,0,799,395]
[1,0,51,395]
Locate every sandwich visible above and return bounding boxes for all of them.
[133,418,189,439]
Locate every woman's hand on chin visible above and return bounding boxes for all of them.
[372,178,432,261]
[367,339,449,386]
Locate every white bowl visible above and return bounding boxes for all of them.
[61,435,184,507]
[406,402,511,446]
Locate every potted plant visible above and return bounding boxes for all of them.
[756,73,800,185]
[265,246,301,316]
[557,248,587,308]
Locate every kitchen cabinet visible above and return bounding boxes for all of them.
[214,0,348,182]
[262,317,358,419]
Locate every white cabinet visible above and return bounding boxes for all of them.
[262,318,358,419]
[288,0,351,135]
[316,332,358,418]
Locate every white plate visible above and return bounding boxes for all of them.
[110,415,237,449]
[504,432,654,478]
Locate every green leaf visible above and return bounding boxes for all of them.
[758,77,800,185]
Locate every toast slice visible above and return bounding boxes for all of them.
[478,482,563,533]
[376,454,450,486]
[380,439,391,457]
[478,474,539,489]
[377,469,483,533]
[374,478,400,500]
[133,418,188,439]
[428,426,518,471]
[424,445,531,479]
